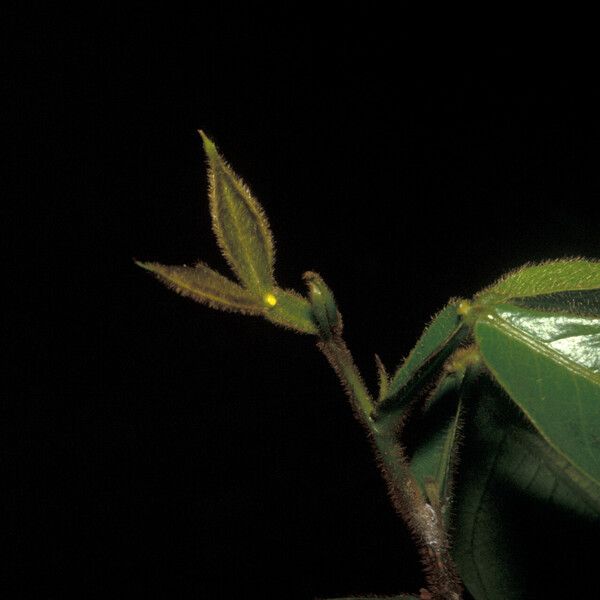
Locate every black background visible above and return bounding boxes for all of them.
[14,9,600,599]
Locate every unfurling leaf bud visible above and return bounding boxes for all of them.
[303,271,342,339]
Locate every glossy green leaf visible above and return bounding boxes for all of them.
[136,261,263,314]
[200,131,275,293]
[475,258,600,304]
[452,371,600,600]
[376,302,468,418]
[475,301,600,485]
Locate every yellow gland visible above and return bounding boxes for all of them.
[264,292,277,307]
[457,300,472,316]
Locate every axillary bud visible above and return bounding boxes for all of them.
[302,271,342,338]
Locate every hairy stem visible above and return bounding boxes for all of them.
[373,423,462,600]
[317,334,374,425]
[317,333,462,599]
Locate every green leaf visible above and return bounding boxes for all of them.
[408,374,462,509]
[376,301,468,418]
[136,261,264,314]
[374,354,390,401]
[508,287,600,317]
[138,260,318,334]
[452,370,600,600]
[200,131,275,294]
[475,258,600,304]
[475,301,600,486]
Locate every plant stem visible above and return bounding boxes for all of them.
[317,333,462,599]
[317,334,374,424]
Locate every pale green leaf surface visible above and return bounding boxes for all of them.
[475,303,600,485]
[475,258,600,304]
[453,372,600,600]
[136,261,263,314]
[200,131,275,293]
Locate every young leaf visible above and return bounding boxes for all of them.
[376,302,469,418]
[136,261,263,314]
[200,130,275,294]
[475,302,600,486]
[303,271,342,339]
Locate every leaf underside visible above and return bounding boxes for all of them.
[452,371,600,600]
[407,375,463,508]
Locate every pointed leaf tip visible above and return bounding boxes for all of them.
[135,259,157,273]
[202,134,276,293]
[375,353,390,401]
[198,129,217,154]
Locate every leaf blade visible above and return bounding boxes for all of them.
[136,261,263,314]
[376,301,468,417]
[452,371,600,600]
[475,301,600,486]
[200,131,275,293]
[409,380,462,511]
